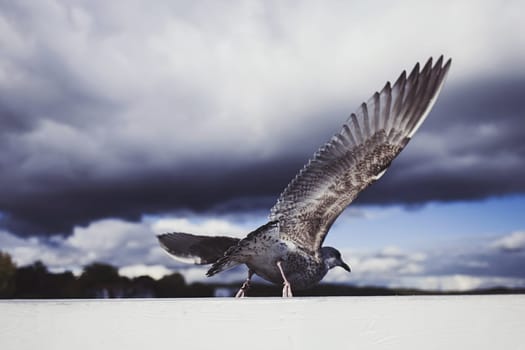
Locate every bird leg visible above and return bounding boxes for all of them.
[276,261,293,298]
[235,269,254,298]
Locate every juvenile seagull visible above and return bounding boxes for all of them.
[158,56,451,297]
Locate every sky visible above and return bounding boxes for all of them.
[0,0,524,292]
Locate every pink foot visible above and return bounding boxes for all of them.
[235,270,254,298]
[276,261,294,298]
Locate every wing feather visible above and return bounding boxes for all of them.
[157,232,240,265]
[269,57,451,253]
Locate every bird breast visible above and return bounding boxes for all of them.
[246,238,328,289]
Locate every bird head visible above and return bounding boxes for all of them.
[321,246,351,272]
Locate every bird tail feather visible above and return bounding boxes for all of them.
[157,232,240,265]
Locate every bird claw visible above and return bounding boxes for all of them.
[277,260,294,298]
[282,281,293,298]
[235,281,250,298]
[235,270,254,298]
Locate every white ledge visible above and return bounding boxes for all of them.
[1,295,524,350]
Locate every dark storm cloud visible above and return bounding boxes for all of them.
[0,156,299,236]
[1,73,525,236]
[1,0,524,236]
[0,74,525,238]
[358,76,525,204]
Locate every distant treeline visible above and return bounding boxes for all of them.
[1,251,524,298]
[0,251,214,298]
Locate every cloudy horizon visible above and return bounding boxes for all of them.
[1,0,524,292]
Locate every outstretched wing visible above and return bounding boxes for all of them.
[157,232,240,265]
[269,56,451,253]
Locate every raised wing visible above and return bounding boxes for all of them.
[157,232,240,265]
[269,56,451,253]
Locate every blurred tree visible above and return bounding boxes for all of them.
[186,282,214,297]
[47,271,77,298]
[14,261,50,298]
[77,262,129,298]
[154,272,186,297]
[14,261,79,298]
[0,251,16,298]
[130,275,156,297]
[79,263,120,285]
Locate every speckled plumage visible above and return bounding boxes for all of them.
[158,57,451,296]
[207,221,332,290]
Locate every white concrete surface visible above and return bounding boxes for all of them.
[1,295,524,350]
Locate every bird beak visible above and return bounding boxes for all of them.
[340,262,351,272]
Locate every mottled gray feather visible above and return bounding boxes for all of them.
[269,56,451,254]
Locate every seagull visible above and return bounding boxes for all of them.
[158,56,451,297]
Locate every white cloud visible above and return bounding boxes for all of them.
[119,264,173,280]
[393,275,525,292]
[490,231,525,252]
[462,260,490,268]
[358,257,402,273]
[2,219,525,291]
[0,214,259,279]
[404,275,484,291]
[343,246,427,277]
[399,263,424,275]
[379,246,404,257]
[151,217,247,237]
[68,220,148,253]
[0,219,156,268]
